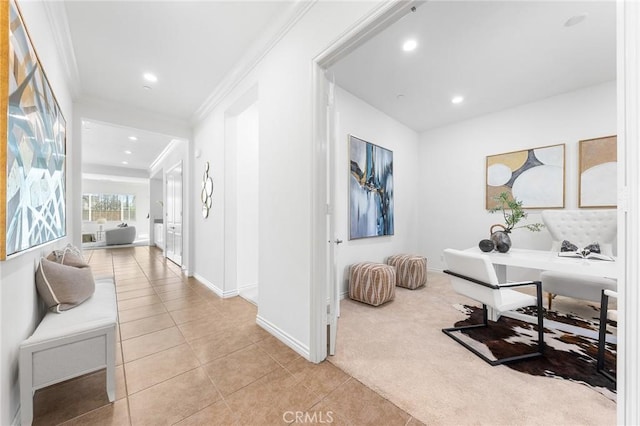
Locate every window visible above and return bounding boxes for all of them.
[82,193,136,222]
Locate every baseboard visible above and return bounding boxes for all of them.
[11,406,20,426]
[237,283,257,292]
[256,315,310,360]
[192,273,239,298]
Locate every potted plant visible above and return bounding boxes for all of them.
[485,192,544,252]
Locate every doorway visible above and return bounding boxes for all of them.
[165,162,183,266]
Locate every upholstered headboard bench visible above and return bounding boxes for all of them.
[19,277,117,426]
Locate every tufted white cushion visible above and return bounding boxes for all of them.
[542,210,616,256]
[541,210,617,307]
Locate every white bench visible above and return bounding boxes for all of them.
[19,278,117,425]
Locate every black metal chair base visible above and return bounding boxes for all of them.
[442,304,544,366]
[597,290,617,383]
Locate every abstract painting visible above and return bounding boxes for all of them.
[0,0,66,260]
[579,135,617,208]
[486,144,565,209]
[349,135,393,239]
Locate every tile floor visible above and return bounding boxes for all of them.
[32,246,423,425]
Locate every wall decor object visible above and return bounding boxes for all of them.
[579,135,617,208]
[349,135,394,239]
[201,161,213,218]
[486,144,565,210]
[0,0,67,260]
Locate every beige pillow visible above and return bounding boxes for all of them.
[47,244,89,268]
[35,258,96,313]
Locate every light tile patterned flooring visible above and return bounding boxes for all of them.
[32,246,423,425]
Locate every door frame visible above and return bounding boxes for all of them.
[309,1,420,363]
[165,160,183,266]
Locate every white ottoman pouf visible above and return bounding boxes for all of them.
[386,254,427,289]
[349,262,396,306]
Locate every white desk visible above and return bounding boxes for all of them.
[465,247,619,321]
[466,247,619,281]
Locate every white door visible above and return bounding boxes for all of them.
[166,162,183,266]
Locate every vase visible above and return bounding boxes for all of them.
[490,224,511,253]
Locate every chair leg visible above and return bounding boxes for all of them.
[547,293,554,310]
[442,303,544,366]
[536,283,545,353]
[597,290,616,382]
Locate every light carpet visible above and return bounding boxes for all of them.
[329,271,616,425]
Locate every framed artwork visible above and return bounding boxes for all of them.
[486,143,565,209]
[349,135,394,240]
[579,135,617,208]
[1,0,67,260]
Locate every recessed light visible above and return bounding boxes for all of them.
[564,13,588,27]
[143,72,158,83]
[143,85,152,90]
[451,95,464,104]
[396,94,405,100]
[121,161,128,165]
[128,136,137,141]
[402,39,417,52]
[124,150,132,154]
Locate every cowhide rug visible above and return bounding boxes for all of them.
[451,305,616,401]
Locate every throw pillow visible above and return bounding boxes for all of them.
[47,244,89,268]
[560,240,578,252]
[560,240,601,254]
[35,258,96,313]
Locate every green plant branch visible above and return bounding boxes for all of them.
[489,191,544,233]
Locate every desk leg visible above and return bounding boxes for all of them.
[493,264,507,282]
[488,264,507,321]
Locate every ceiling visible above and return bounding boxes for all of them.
[81,120,176,172]
[65,1,616,174]
[64,1,291,120]
[330,1,616,133]
[63,0,292,175]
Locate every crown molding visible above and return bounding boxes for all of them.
[42,1,81,99]
[192,0,317,123]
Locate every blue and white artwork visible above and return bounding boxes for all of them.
[2,0,66,259]
[349,135,394,240]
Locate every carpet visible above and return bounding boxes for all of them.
[450,304,616,400]
[330,271,616,425]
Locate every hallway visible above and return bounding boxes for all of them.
[30,246,422,425]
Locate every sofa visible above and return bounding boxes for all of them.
[105,226,136,245]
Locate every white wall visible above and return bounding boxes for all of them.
[418,81,617,273]
[334,87,420,295]
[236,103,259,290]
[82,178,151,239]
[191,1,385,357]
[0,3,75,424]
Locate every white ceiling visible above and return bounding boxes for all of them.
[64,1,290,120]
[81,120,176,171]
[66,1,616,173]
[330,1,616,132]
[63,0,293,174]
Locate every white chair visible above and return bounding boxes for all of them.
[597,289,617,383]
[540,210,617,309]
[442,248,544,365]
